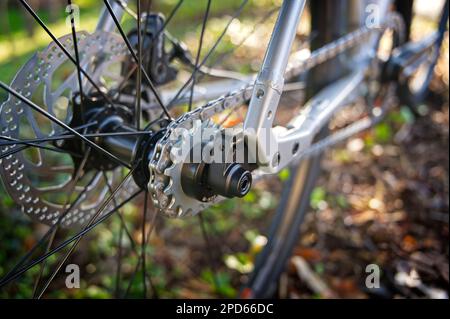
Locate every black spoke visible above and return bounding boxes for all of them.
[188,0,212,112]
[102,172,139,253]
[211,7,277,69]
[0,173,100,287]
[0,130,154,161]
[19,0,116,109]
[31,224,57,298]
[0,122,97,151]
[34,167,137,298]
[115,0,184,92]
[149,0,182,41]
[103,0,172,120]
[115,219,125,297]
[167,0,249,109]
[0,81,131,169]
[117,0,182,40]
[198,214,221,294]
[114,0,138,19]
[142,0,153,53]
[124,207,158,298]
[102,171,143,297]
[0,135,82,158]
[102,174,156,299]
[103,174,155,299]
[31,149,91,298]
[161,4,276,111]
[107,1,273,115]
[0,0,282,299]
[0,130,154,148]
[68,0,86,124]
[0,189,142,289]
[190,7,279,99]
[141,189,149,298]
[0,190,141,290]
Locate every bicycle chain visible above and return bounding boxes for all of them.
[148,14,403,217]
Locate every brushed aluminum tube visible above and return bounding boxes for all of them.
[243,0,306,168]
[255,0,306,89]
[96,0,127,32]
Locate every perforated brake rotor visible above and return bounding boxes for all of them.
[0,31,137,228]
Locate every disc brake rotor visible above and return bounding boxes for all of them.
[0,31,137,228]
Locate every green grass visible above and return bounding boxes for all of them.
[0,0,279,84]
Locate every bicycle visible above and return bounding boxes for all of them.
[0,0,448,298]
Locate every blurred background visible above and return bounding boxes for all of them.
[0,0,448,298]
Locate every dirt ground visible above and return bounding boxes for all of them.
[284,76,449,299]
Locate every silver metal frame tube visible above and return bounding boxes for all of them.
[242,0,394,174]
[244,0,306,168]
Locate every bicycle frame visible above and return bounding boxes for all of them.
[97,0,445,175]
[244,0,392,174]
[243,0,306,170]
[97,0,390,173]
